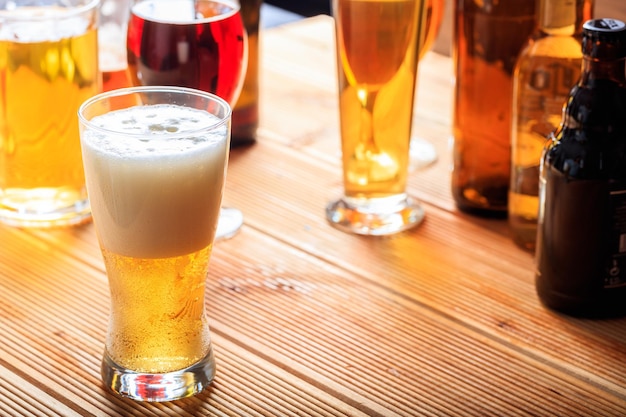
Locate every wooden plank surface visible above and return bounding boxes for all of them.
[0,14,625,417]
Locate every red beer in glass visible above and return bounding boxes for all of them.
[127,0,246,105]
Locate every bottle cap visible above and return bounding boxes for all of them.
[582,19,626,60]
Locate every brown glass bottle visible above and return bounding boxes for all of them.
[509,0,594,251]
[452,0,537,217]
[232,0,262,147]
[535,18,626,318]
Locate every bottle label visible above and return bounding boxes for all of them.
[539,0,576,29]
[519,59,580,123]
[605,188,626,288]
[513,58,581,174]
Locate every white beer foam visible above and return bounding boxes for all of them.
[132,0,200,22]
[82,104,229,259]
[131,0,237,23]
[0,7,91,42]
[85,104,225,156]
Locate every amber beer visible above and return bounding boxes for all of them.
[326,0,426,235]
[336,0,424,198]
[101,245,213,372]
[79,87,230,401]
[0,0,99,227]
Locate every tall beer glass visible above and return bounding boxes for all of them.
[327,0,426,236]
[0,0,99,227]
[78,86,230,402]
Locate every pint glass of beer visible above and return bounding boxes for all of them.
[78,86,231,402]
[326,0,427,235]
[0,0,100,227]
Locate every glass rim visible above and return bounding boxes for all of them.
[78,86,232,139]
[130,0,240,25]
[0,0,101,21]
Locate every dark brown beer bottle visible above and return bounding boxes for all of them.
[509,0,594,251]
[232,0,262,147]
[452,0,538,217]
[535,18,626,318]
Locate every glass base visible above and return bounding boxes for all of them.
[0,189,91,228]
[326,194,425,236]
[215,207,243,241]
[409,137,437,171]
[101,345,216,402]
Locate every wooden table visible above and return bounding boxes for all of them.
[2,16,625,416]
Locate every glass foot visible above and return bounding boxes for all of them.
[0,191,91,228]
[409,136,437,171]
[326,194,424,236]
[215,207,243,241]
[101,345,216,402]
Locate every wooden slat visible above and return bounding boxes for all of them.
[242,16,626,401]
[210,228,626,416]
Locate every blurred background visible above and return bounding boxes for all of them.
[262,0,626,56]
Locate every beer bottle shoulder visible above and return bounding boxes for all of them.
[563,81,626,133]
[546,82,626,179]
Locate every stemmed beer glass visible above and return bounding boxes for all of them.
[327,0,427,235]
[126,0,247,239]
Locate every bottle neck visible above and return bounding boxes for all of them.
[538,0,593,36]
[580,56,626,85]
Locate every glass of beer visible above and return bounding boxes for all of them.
[126,0,246,240]
[0,0,100,227]
[78,86,231,402]
[326,0,426,236]
[99,0,132,91]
